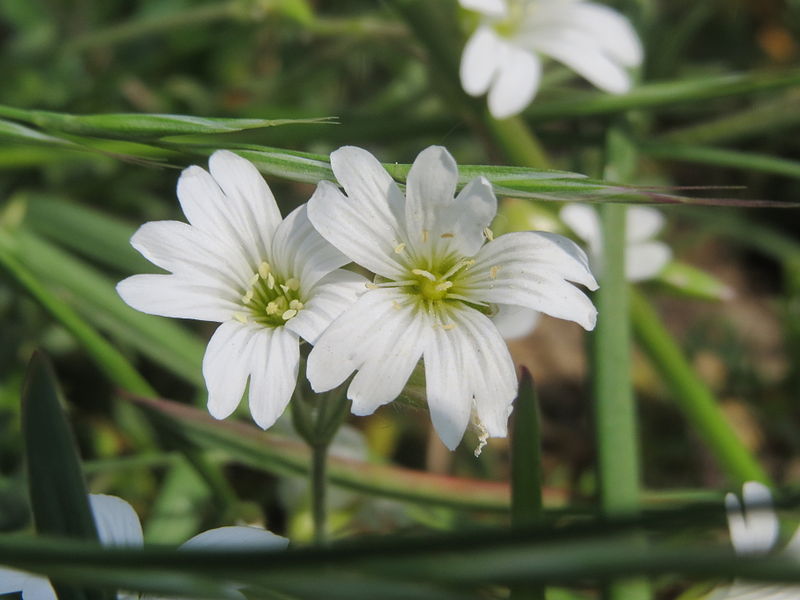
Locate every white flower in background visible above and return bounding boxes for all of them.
[0,494,288,600]
[459,0,643,119]
[306,145,597,450]
[117,151,365,429]
[560,204,671,282]
[712,482,800,599]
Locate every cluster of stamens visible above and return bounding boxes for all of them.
[233,261,304,327]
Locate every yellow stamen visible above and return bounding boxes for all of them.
[266,301,280,315]
[440,232,454,239]
[289,299,304,311]
[242,290,254,304]
[281,309,297,320]
[258,262,271,279]
[434,281,453,292]
[421,229,429,243]
[286,278,301,291]
[393,243,406,254]
[248,273,260,286]
[412,268,436,281]
[266,272,275,289]
[441,323,456,331]
[233,312,248,324]
[490,265,502,279]
[483,227,494,241]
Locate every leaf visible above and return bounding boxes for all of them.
[0,104,336,139]
[21,353,105,600]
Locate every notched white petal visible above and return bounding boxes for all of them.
[89,494,144,548]
[460,26,502,97]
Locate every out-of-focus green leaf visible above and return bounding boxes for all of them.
[524,69,800,121]
[21,353,105,600]
[0,236,154,396]
[9,228,204,386]
[655,262,735,302]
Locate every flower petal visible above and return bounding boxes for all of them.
[528,29,632,94]
[270,204,350,292]
[490,303,540,340]
[451,307,517,439]
[308,180,406,280]
[203,321,261,420]
[182,526,289,551]
[208,150,283,254]
[307,288,424,412]
[89,494,144,548]
[726,482,779,555]
[423,316,472,450]
[560,204,602,251]
[130,220,251,290]
[248,327,300,430]
[487,44,541,119]
[284,269,367,344]
[625,241,671,282]
[404,147,497,260]
[462,232,598,330]
[459,0,508,18]
[117,274,238,322]
[0,567,53,599]
[560,2,643,67]
[346,298,427,416]
[460,25,502,97]
[626,206,666,243]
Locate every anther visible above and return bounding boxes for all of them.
[281,309,297,321]
[233,312,248,324]
[266,272,275,289]
[266,301,280,315]
[441,323,456,331]
[489,265,502,279]
[393,243,406,254]
[289,299,304,311]
[421,229,429,242]
[434,281,453,292]
[241,290,254,304]
[248,273,260,286]
[483,227,494,241]
[365,282,378,290]
[258,262,271,279]
[286,278,301,291]
[412,268,436,281]
[440,232,454,239]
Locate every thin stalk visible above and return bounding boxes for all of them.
[593,204,651,600]
[630,288,771,485]
[510,370,544,600]
[311,441,330,546]
[484,114,551,169]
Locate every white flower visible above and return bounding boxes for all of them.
[459,0,643,119]
[117,151,365,429]
[0,494,288,600]
[306,145,598,450]
[713,482,800,599]
[560,204,671,282]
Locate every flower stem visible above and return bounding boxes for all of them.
[311,441,330,546]
[510,370,544,600]
[483,114,551,169]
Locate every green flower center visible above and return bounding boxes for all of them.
[234,261,304,327]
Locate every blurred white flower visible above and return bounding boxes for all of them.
[712,482,800,599]
[0,494,288,600]
[560,204,671,282]
[306,145,597,450]
[117,151,365,429]
[459,0,643,118]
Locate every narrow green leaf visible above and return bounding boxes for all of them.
[510,370,545,600]
[524,69,800,121]
[655,262,735,302]
[0,118,77,147]
[9,228,204,386]
[21,353,103,600]
[640,142,800,180]
[0,236,154,397]
[0,104,335,139]
[630,288,770,486]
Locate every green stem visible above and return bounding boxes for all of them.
[510,370,544,600]
[630,288,771,485]
[483,114,551,169]
[594,205,650,600]
[311,441,330,546]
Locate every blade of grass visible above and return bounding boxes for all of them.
[510,371,545,600]
[21,353,106,600]
[630,288,770,485]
